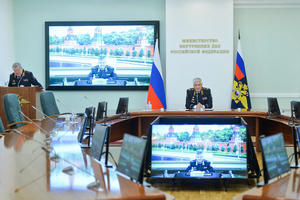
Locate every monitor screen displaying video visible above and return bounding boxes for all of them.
[151,124,248,179]
[260,133,290,180]
[45,21,159,90]
[117,134,147,182]
[90,124,108,161]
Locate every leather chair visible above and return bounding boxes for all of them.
[3,93,30,129]
[40,91,60,117]
[40,91,72,118]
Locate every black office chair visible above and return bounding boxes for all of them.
[96,101,108,121]
[78,107,95,146]
[116,97,129,114]
[267,97,281,116]
[291,101,300,120]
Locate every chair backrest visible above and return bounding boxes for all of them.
[96,101,107,121]
[40,91,60,117]
[0,117,5,133]
[267,97,281,115]
[3,93,25,128]
[291,101,300,120]
[116,97,129,114]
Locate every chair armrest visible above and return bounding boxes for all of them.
[60,113,72,115]
[46,114,59,118]
[46,113,72,118]
[7,121,31,128]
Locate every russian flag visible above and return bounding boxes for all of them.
[231,38,251,110]
[147,39,166,109]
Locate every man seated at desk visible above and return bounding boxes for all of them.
[186,151,214,174]
[185,77,212,110]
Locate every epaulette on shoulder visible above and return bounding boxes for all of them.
[203,87,209,90]
[188,88,194,91]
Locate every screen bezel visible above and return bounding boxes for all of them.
[45,21,160,91]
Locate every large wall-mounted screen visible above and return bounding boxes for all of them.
[45,21,159,90]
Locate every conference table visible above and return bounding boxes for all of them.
[100,109,299,200]
[0,116,167,200]
[0,109,297,200]
[233,168,300,200]
[100,110,295,151]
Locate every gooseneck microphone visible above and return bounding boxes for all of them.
[13,128,54,155]
[17,112,94,179]
[17,72,24,87]
[84,95,95,106]
[31,105,57,123]
[56,98,74,115]
[104,102,108,118]
[19,111,53,137]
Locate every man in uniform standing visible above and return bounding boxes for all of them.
[8,62,43,89]
[185,77,212,110]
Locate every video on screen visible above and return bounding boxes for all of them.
[46,22,158,89]
[151,124,248,179]
[117,134,147,182]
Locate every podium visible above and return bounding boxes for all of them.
[0,86,42,128]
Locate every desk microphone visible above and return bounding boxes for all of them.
[104,102,108,118]
[14,173,46,193]
[19,111,51,136]
[13,128,54,154]
[20,110,74,144]
[12,130,59,194]
[56,98,74,115]
[84,95,95,106]
[16,114,95,178]
[289,101,297,126]
[17,73,24,87]
[32,105,57,123]
[17,113,78,173]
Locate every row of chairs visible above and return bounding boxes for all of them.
[40,91,129,119]
[78,97,129,145]
[0,91,129,133]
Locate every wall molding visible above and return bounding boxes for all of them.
[251,93,300,98]
[234,0,300,8]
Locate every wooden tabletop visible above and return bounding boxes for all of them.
[233,169,300,200]
[0,117,167,200]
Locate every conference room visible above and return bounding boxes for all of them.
[1,0,300,199]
